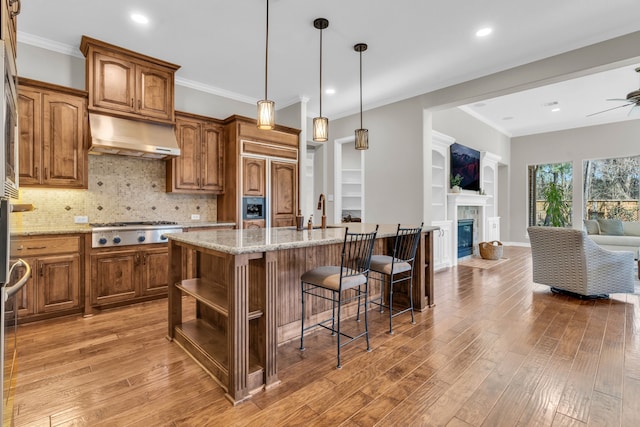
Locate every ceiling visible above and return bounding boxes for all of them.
[16,0,640,137]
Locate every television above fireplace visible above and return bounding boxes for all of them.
[450,142,480,191]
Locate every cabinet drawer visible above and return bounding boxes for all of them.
[13,236,81,256]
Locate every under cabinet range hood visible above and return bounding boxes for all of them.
[88,113,181,159]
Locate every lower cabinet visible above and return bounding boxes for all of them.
[432,220,452,271]
[90,245,168,307]
[10,235,83,322]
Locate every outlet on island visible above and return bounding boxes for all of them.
[191,214,200,220]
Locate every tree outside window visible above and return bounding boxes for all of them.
[583,156,640,221]
[528,162,572,227]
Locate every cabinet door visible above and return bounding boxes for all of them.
[91,52,136,114]
[271,161,297,227]
[135,64,174,121]
[17,87,42,185]
[173,117,201,191]
[243,157,265,197]
[91,250,138,305]
[200,123,224,193]
[140,248,169,296]
[243,219,265,229]
[6,257,36,319]
[42,92,87,187]
[37,254,81,313]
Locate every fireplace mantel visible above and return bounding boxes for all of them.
[447,193,491,206]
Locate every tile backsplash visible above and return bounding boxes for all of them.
[13,155,217,228]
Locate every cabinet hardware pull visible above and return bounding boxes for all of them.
[39,263,44,277]
[35,166,39,180]
[26,246,47,250]
[135,253,140,265]
[143,255,146,265]
[131,98,134,108]
[10,0,20,17]
[45,167,49,179]
[138,99,141,109]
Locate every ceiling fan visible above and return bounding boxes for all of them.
[588,67,640,117]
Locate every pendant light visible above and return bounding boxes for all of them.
[354,43,368,150]
[312,18,329,142]
[257,0,275,129]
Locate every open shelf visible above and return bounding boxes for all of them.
[178,278,228,317]
[174,319,229,382]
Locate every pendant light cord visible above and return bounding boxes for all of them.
[319,25,323,117]
[264,0,269,100]
[359,49,363,129]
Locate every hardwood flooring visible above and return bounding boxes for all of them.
[11,246,640,426]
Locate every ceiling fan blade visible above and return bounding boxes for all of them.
[587,103,633,117]
[628,104,640,116]
[605,98,635,103]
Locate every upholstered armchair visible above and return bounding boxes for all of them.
[527,226,636,297]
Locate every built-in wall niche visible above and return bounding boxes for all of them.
[334,136,365,223]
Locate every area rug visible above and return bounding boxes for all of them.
[458,256,509,269]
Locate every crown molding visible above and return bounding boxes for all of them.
[18,31,83,58]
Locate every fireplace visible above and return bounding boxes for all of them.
[458,219,474,258]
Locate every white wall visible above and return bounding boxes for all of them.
[510,119,640,243]
[329,97,425,225]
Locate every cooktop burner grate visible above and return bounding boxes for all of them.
[90,221,178,227]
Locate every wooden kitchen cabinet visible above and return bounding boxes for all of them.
[90,245,169,307]
[243,157,265,197]
[11,235,83,322]
[18,78,88,188]
[218,116,300,229]
[167,112,224,194]
[270,160,297,227]
[80,36,180,124]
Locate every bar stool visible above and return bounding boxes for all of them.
[299,225,379,368]
[365,223,423,334]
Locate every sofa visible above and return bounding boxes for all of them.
[584,218,640,259]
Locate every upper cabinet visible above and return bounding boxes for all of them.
[166,111,224,194]
[80,36,180,124]
[18,78,88,188]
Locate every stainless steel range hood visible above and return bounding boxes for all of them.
[88,113,181,159]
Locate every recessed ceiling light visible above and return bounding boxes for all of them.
[502,116,514,121]
[131,13,149,24]
[325,88,336,95]
[551,108,561,112]
[543,101,558,107]
[476,27,492,37]
[474,102,486,108]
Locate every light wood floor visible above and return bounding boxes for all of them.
[11,246,640,426]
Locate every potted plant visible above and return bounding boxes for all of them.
[450,174,463,193]
[542,182,570,226]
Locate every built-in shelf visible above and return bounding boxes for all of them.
[178,278,228,317]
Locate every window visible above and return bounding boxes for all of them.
[583,155,640,221]
[528,162,572,227]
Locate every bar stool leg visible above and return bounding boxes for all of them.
[336,291,342,369]
[300,281,305,351]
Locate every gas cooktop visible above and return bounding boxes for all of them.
[89,221,178,227]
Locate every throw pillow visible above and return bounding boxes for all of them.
[597,218,624,236]
[583,219,600,235]
[623,222,640,236]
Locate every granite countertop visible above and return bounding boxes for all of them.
[167,223,439,255]
[11,221,237,236]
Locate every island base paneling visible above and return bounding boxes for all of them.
[167,226,435,405]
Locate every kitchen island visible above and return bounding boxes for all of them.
[166,223,437,404]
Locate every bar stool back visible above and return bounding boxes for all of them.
[365,223,423,334]
[299,225,379,368]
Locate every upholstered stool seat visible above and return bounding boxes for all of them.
[301,266,366,291]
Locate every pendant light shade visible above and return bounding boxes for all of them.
[257,0,275,130]
[354,43,368,150]
[313,18,329,142]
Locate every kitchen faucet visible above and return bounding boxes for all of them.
[317,194,327,229]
